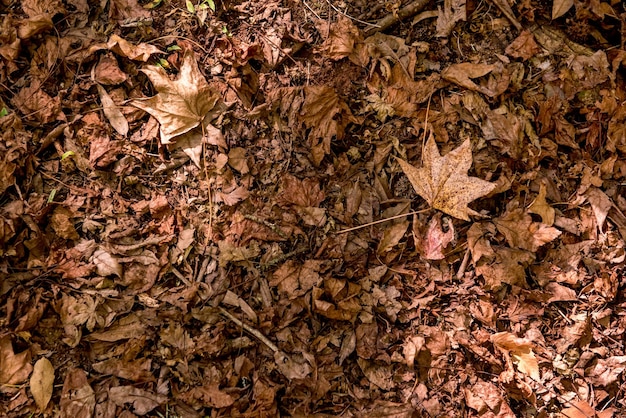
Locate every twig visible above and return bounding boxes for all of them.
[219,306,279,353]
[337,209,429,234]
[455,247,470,279]
[364,0,430,35]
[325,0,381,28]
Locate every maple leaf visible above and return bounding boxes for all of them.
[132,50,219,144]
[398,136,496,221]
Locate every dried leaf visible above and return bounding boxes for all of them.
[109,386,167,415]
[132,50,219,144]
[59,368,96,418]
[30,357,54,411]
[552,0,574,19]
[491,332,540,380]
[97,84,128,136]
[398,136,496,221]
[91,248,122,277]
[0,335,33,388]
[436,0,466,38]
[528,183,555,226]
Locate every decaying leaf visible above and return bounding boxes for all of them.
[398,135,496,221]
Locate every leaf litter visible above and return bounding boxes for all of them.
[1,0,626,417]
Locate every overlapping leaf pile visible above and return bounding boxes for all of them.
[1,0,626,416]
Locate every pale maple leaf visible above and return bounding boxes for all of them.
[132,50,219,144]
[398,136,496,221]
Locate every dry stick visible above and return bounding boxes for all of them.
[325,0,380,28]
[364,0,430,35]
[337,209,429,234]
[219,306,279,353]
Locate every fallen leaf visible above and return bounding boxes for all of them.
[90,34,163,61]
[494,203,561,252]
[97,84,129,136]
[442,63,498,97]
[552,0,574,19]
[132,50,220,144]
[528,183,555,226]
[491,332,540,380]
[465,380,515,417]
[0,335,32,388]
[108,386,166,415]
[59,368,96,418]
[30,357,54,411]
[319,16,361,60]
[560,399,614,418]
[436,0,466,38]
[398,135,496,220]
[505,30,542,61]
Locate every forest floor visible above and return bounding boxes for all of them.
[1,0,626,417]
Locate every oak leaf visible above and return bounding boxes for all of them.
[398,136,495,221]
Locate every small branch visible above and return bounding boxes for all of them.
[337,209,428,234]
[326,0,380,28]
[364,0,430,35]
[219,306,279,353]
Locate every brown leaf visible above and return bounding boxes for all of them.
[90,34,162,61]
[319,16,362,60]
[398,135,496,221]
[0,336,32,388]
[357,358,394,390]
[585,356,626,386]
[377,220,409,255]
[465,380,515,417]
[108,386,167,415]
[494,203,561,252]
[59,368,96,418]
[552,0,574,19]
[97,84,129,136]
[441,63,498,97]
[30,357,54,411]
[132,50,220,144]
[528,183,555,226]
[560,400,614,418]
[505,30,542,61]
[491,332,540,380]
[435,0,466,38]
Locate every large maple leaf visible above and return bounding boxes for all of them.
[398,136,495,221]
[132,50,219,144]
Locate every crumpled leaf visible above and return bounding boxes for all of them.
[436,0,466,38]
[398,135,496,221]
[494,203,561,252]
[30,357,54,411]
[442,63,499,97]
[132,50,220,144]
[109,386,167,415]
[90,34,163,61]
